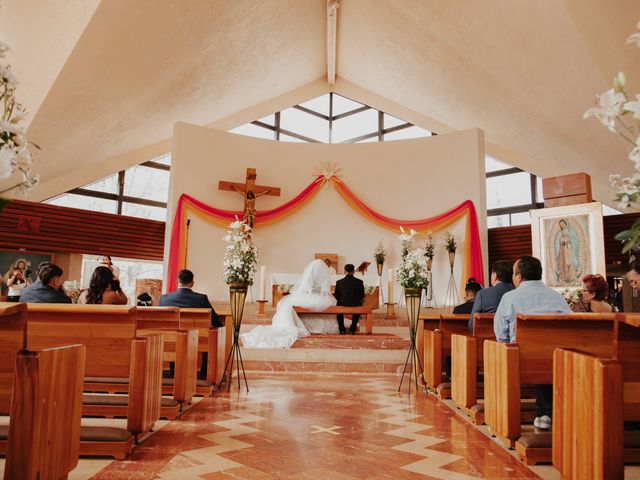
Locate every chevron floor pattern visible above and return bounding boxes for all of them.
[89,373,541,479]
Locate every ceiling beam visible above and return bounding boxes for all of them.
[327,0,339,85]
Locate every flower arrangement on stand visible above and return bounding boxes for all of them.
[221,218,257,392]
[583,20,640,252]
[442,231,459,307]
[0,41,39,198]
[373,240,386,303]
[396,247,429,394]
[398,227,416,259]
[62,280,82,304]
[277,284,293,295]
[424,231,436,306]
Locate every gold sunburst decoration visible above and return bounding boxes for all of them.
[313,161,342,180]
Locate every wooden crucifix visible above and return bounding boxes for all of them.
[218,168,281,228]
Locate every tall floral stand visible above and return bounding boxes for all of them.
[376,261,385,305]
[443,251,459,307]
[220,283,250,392]
[398,287,426,394]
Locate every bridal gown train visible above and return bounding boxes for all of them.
[241,260,337,349]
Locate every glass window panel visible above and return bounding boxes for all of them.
[384,114,407,129]
[356,136,379,143]
[485,155,513,172]
[151,153,171,165]
[487,215,509,228]
[121,202,167,221]
[124,165,169,202]
[332,109,379,143]
[229,123,275,140]
[257,114,274,125]
[46,194,117,214]
[300,94,330,116]
[383,126,431,141]
[279,133,307,143]
[510,212,532,225]
[486,172,532,209]
[82,173,119,194]
[280,107,328,143]
[332,94,365,116]
[603,204,622,216]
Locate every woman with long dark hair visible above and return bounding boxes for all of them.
[78,266,128,305]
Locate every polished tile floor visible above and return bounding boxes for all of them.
[88,373,542,479]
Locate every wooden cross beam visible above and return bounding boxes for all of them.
[218,168,281,228]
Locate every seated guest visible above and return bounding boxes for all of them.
[99,255,120,278]
[453,278,482,314]
[78,266,128,305]
[494,255,570,431]
[335,263,365,334]
[160,269,222,378]
[580,274,613,313]
[627,260,640,290]
[6,266,29,302]
[469,261,513,332]
[18,263,71,304]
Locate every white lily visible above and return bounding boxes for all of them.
[625,94,640,119]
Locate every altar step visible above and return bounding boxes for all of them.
[241,333,410,374]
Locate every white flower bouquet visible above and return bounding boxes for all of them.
[277,284,293,294]
[373,240,386,264]
[364,284,376,295]
[396,248,430,289]
[398,226,416,259]
[583,21,640,252]
[63,280,82,304]
[0,41,39,194]
[444,231,457,253]
[223,219,258,285]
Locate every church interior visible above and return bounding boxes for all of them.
[1,1,640,479]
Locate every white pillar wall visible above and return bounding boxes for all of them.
[166,123,487,301]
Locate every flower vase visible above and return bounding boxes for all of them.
[376,261,384,277]
[223,282,250,392]
[398,287,424,394]
[448,251,456,273]
[426,257,433,272]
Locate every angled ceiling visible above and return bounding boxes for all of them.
[1,0,637,207]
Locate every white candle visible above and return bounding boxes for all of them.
[259,266,267,301]
[388,268,395,303]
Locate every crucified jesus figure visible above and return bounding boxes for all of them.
[232,185,271,228]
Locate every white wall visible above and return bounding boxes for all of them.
[167,123,487,302]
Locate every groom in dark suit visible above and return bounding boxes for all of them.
[335,264,365,335]
[159,269,222,378]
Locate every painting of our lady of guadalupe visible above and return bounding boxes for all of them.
[543,215,589,288]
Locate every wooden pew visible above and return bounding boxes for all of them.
[483,313,616,464]
[179,307,232,392]
[4,344,85,480]
[418,314,441,384]
[25,304,163,457]
[0,303,27,416]
[294,306,374,334]
[450,313,495,424]
[135,307,198,404]
[552,313,640,479]
[423,314,470,397]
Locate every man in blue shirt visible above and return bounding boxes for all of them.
[19,262,71,304]
[493,256,570,430]
[468,260,513,332]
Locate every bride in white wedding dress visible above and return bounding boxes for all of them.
[241,259,338,349]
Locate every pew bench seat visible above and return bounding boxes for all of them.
[294,306,373,334]
[516,430,640,466]
[0,423,135,461]
[85,376,213,397]
[82,394,180,420]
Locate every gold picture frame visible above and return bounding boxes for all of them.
[530,202,605,289]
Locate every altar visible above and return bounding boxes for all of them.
[271,273,380,309]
